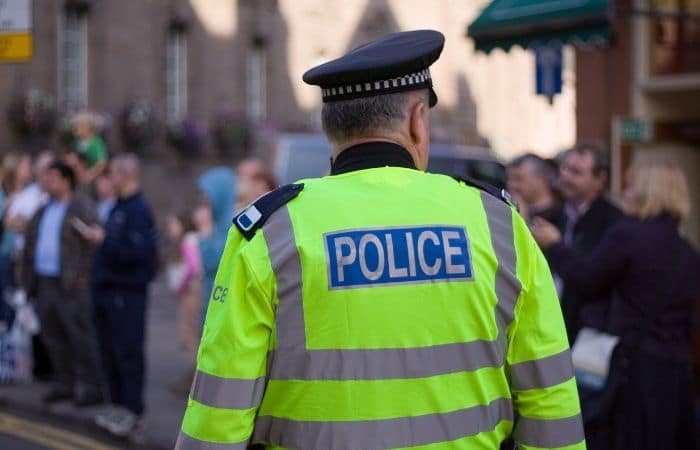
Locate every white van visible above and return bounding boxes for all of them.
[272,133,331,185]
[257,133,505,188]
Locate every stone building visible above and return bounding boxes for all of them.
[0,0,576,214]
[0,0,574,156]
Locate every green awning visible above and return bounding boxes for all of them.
[467,0,611,53]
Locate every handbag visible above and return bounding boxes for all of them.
[570,295,628,423]
[571,327,620,391]
[572,292,645,422]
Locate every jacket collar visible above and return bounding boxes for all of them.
[330,141,417,175]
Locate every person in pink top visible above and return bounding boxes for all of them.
[165,212,202,394]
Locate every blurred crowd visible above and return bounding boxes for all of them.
[165,157,276,394]
[0,111,697,449]
[0,110,278,440]
[507,146,700,449]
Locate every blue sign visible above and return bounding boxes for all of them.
[325,226,473,289]
[535,45,563,101]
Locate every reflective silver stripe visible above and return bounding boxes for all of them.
[175,432,248,450]
[510,349,575,391]
[268,339,503,380]
[515,414,585,448]
[190,370,265,409]
[253,397,513,450]
[480,192,521,331]
[263,206,306,351]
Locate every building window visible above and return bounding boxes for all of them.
[247,38,267,122]
[650,0,700,75]
[166,25,187,121]
[61,7,88,112]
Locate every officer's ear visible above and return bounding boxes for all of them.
[408,96,430,170]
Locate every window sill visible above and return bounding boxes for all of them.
[639,73,700,93]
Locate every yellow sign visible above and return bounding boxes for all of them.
[0,0,32,62]
[0,32,31,61]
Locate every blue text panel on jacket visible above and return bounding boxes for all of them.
[325,226,473,289]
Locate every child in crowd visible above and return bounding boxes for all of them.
[165,212,202,395]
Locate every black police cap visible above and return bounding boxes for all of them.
[303,29,445,107]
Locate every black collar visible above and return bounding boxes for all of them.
[330,142,417,175]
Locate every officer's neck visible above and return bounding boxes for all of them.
[330,140,418,175]
[335,130,418,156]
[333,133,418,160]
[119,181,141,200]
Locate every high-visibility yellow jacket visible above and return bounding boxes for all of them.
[176,165,585,450]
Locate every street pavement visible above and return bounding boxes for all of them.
[0,278,189,450]
[0,408,130,450]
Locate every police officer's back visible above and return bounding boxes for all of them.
[176,30,585,450]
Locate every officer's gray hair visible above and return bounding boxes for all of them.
[322,90,427,143]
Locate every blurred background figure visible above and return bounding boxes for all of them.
[550,145,623,341]
[196,167,235,324]
[0,153,32,296]
[531,158,700,450]
[72,111,108,183]
[89,154,157,438]
[0,153,33,349]
[506,152,559,222]
[0,159,8,329]
[2,151,55,380]
[63,152,94,199]
[20,161,102,407]
[3,152,48,236]
[165,212,201,395]
[94,173,116,225]
[235,157,278,211]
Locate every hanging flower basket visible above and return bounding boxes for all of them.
[57,115,76,149]
[166,116,207,159]
[119,101,160,152]
[6,89,57,140]
[210,109,250,156]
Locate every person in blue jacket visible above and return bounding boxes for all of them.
[85,154,158,438]
[196,167,235,324]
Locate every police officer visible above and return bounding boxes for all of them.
[176,30,585,450]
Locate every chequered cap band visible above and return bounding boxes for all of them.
[320,68,432,102]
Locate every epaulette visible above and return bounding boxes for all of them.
[233,183,304,240]
[451,176,518,211]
